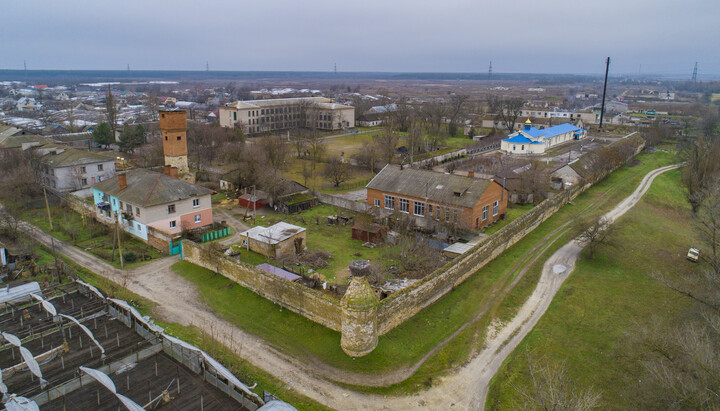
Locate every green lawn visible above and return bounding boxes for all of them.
[235,204,401,283]
[172,150,680,387]
[486,167,696,408]
[482,203,535,235]
[22,205,164,269]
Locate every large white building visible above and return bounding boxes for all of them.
[501,120,587,155]
[219,97,354,134]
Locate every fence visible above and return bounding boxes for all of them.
[201,227,231,243]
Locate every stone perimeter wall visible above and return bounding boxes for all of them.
[376,135,646,334]
[182,135,645,355]
[181,240,343,331]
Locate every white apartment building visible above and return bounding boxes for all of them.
[219,97,354,134]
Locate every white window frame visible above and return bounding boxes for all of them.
[374,199,380,207]
[482,205,489,221]
[169,220,176,228]
[192,198,200,208]
[384,195,395,210]
[493,200,499,216]
[194,214,201,223]
[413,201,425,217]
[399,198,409,214]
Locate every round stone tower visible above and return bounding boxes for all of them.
[340,276,379,357]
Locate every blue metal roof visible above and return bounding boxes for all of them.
[523,128,546,138]
[503,135,533,144]
[543,123,581,138]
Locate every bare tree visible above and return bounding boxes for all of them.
[509,351,601,411]
[682,137,720,213]
[447,94,469,137]
[487,95,524,132]
[105,86,118,140]
[377,122,400,165]
[575,217,612,259]
[323,157,351,187]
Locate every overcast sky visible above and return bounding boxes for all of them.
[2,0,718,76]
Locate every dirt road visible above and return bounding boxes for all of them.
[15,163,680,410]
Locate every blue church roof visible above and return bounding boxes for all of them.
[504,135,533,144]
[543,123,581,138]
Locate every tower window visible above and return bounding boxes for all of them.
[165,136,168,140]
[177,136,181,140]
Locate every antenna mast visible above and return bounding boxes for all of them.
[206,61,209,72]
[692,62,698,85]
[334,62,337,75]
[488,61,492,80]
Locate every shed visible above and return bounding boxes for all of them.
[239,222,307,258]
[351,222,387,244]
[238,193,266,210]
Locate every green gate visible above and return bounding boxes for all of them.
[170,240,182,257]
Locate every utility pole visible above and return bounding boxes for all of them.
[692,62,698,85]
[488,61,492,80]
[334,63,337,75]
[43,186,53,230]
[115,213,124,268]
[206,61,209,72]
[599,57,610,130]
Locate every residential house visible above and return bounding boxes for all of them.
[366,165,508,230]
[239,222,306,258]
[37,146,116,193]
[500,120,587,155]
[92,168,213,244]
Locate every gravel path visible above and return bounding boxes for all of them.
[14,163,680,410]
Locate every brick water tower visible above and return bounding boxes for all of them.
[159,109,190,176]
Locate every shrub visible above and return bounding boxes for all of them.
[123,252,138,263]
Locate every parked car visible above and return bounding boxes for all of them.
[687,247,700,262]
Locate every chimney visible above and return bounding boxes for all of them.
[468,171,475,178]
[118,173,127,191]
[169,166,179,179]
[163,165,171,176]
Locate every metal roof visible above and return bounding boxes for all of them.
[255,263,302,282]
[366,165,494,209]
[92,168,212,207]
[240,222,305,245]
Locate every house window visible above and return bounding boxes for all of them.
[169,220,176,228]
[193,199,200,207]
[521,145,525,150]
[513,145,516,151]
[81,178,87,185]
[374,199,380,207]
[194,214,201,223]
[97,164,104,171]
[453,209,458,224]
[135,207,140,216]
[119,201,123,209]
[493,200,499,216]
[384,195,395,209]
[168,204,176,214]
[79,166,86,173]
[428,204,433,214]
[413,201,425,217]
[482,205,489,221]
[126,203,132,213]
[135,223,140,230]
[399,198,409,213]
[435,206,440,220]
[445,208,450,222]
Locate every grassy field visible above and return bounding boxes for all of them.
[172,150,679,386]
[230,204,401,283]
[23,205,164,269]
[486,168,697,408]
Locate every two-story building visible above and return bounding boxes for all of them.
[92,168,213,246]
[366,165,508,230]
[37,146,116,193]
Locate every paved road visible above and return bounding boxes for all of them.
[14,163,681,410]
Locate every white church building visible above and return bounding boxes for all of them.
[501,119,587,155]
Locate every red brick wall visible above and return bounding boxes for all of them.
[366,182,508,230]
[180,208,213,231]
